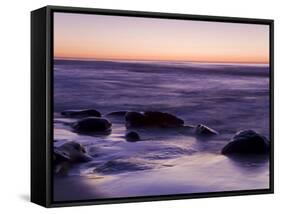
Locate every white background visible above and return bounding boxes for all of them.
[0,0,279,212]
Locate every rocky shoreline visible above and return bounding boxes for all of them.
[54,108,270,176]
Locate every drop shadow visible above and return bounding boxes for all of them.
[19,194,30,202]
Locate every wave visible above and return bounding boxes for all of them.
[54,59,269,77]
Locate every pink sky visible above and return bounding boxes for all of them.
[54,12,269,63]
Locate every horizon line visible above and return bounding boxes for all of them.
[53,56,269,65]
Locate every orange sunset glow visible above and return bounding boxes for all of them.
[54,12,269,64]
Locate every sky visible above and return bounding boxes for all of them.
[54,12,270,64]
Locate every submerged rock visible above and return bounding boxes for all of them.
[221,130,270,155]
[94,159,152,174]
[125,131,140,142]
[195,124,218,136]
[144,146,197,160]
[125,111,184,128]
[61,109,101,118]
[58,141,92,162]
[72,117,112,134]
[53,147,70,165]
[53,142,91,175]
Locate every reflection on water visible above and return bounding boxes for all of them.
[226,154,269,173]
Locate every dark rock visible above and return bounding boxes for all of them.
[125,111,184,128]
[53,147,70,165]
[144,111,184,127]
[61,109,101,117]
[195,124,218,136]
[125,131,140,142]
[125,112,146,128]
[107,111,127,116]
[72,117,112,134]
[221,130,270,155]
[58,141,92,162]
[53,142,92,175]
[53,147,72,175]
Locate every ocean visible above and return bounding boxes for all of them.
[53,59,270,201]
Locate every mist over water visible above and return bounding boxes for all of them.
[53,59,270,201]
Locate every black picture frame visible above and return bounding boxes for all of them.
[31,5,274,208]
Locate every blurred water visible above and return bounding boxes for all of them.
[53,59,270,201]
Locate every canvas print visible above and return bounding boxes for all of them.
[53,12,271,202]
